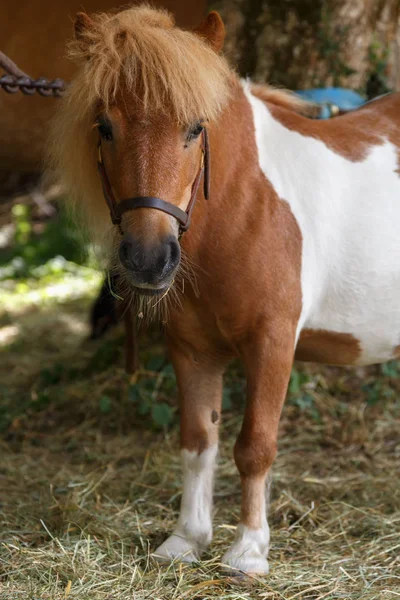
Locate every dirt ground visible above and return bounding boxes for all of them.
[0,281,399,600]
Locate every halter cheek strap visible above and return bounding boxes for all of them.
[97,128,210,236]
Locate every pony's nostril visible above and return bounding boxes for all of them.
[169,239,180,266]
[160,238,181,276]
[119,235,180,279]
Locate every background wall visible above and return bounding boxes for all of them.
[0,0,206,177]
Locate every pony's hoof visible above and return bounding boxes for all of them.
[152,534,200,564]
[221,549,270,576]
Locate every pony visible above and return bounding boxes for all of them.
[48,5,400,575]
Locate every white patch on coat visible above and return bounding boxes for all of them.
[243,83,400,365]
[221,495,270,575]
[153,445,217,562]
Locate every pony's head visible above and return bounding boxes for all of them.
[49,6,232,296]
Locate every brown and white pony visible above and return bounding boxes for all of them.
[49,6,400,575]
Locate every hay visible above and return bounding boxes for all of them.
[0,291,399,599]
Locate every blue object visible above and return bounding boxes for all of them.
[296,87,366,119]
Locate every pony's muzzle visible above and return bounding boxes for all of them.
[118,232,180,293]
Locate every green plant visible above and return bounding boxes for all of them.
[366,39,391,98]
[128,357,176,429]
[287,368,321,421]
[0,203,88,281]
[12,204,32,246]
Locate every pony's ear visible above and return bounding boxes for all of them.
[73,12,96,46]
[193,11,225,53]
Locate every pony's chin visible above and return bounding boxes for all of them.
[131,283,171,297]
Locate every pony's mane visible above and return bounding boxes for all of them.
[250,83,318,117]
[68,5,232,124]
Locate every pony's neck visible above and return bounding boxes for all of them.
[180,79,284,281]
[185,79,281,234]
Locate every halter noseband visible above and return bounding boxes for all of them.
[97,128,210,236]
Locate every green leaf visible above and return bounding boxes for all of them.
[138,397,150,416]
[145,355,165,371]
[142,378,157,393]
[289,369,309,395]
[162,363,175,376]
[99,395,112,413]
[363,382,381,406]
[151,403,173,428]
[294,393,314,411]
[380,361,400,378]
[40,363,64,385]
[128,384,140,403]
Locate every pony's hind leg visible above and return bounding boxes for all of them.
[222,331,295,575]
[153,345,225,564]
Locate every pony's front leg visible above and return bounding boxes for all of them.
[153,346,224,563]
[222,330,295,575]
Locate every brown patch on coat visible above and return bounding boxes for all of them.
[252,88,400,165]
[296,329,361,365]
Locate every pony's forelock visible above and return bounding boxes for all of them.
[68,5,232,124]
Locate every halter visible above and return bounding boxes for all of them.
[97,128,210,237]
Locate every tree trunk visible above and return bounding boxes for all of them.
[211,0,400,96]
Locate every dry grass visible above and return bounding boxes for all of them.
[0,290,399,599]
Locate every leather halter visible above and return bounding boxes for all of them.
[97,128,210,236]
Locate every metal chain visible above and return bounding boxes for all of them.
[0,50,67,98]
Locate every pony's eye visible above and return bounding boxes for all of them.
[95,118,113,141]
[186,122,204,142]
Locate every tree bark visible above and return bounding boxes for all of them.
[211,0,400,95]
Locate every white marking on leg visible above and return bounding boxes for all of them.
[153,445,217,562]
[222,523,270,574]
[222,478,270,574]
